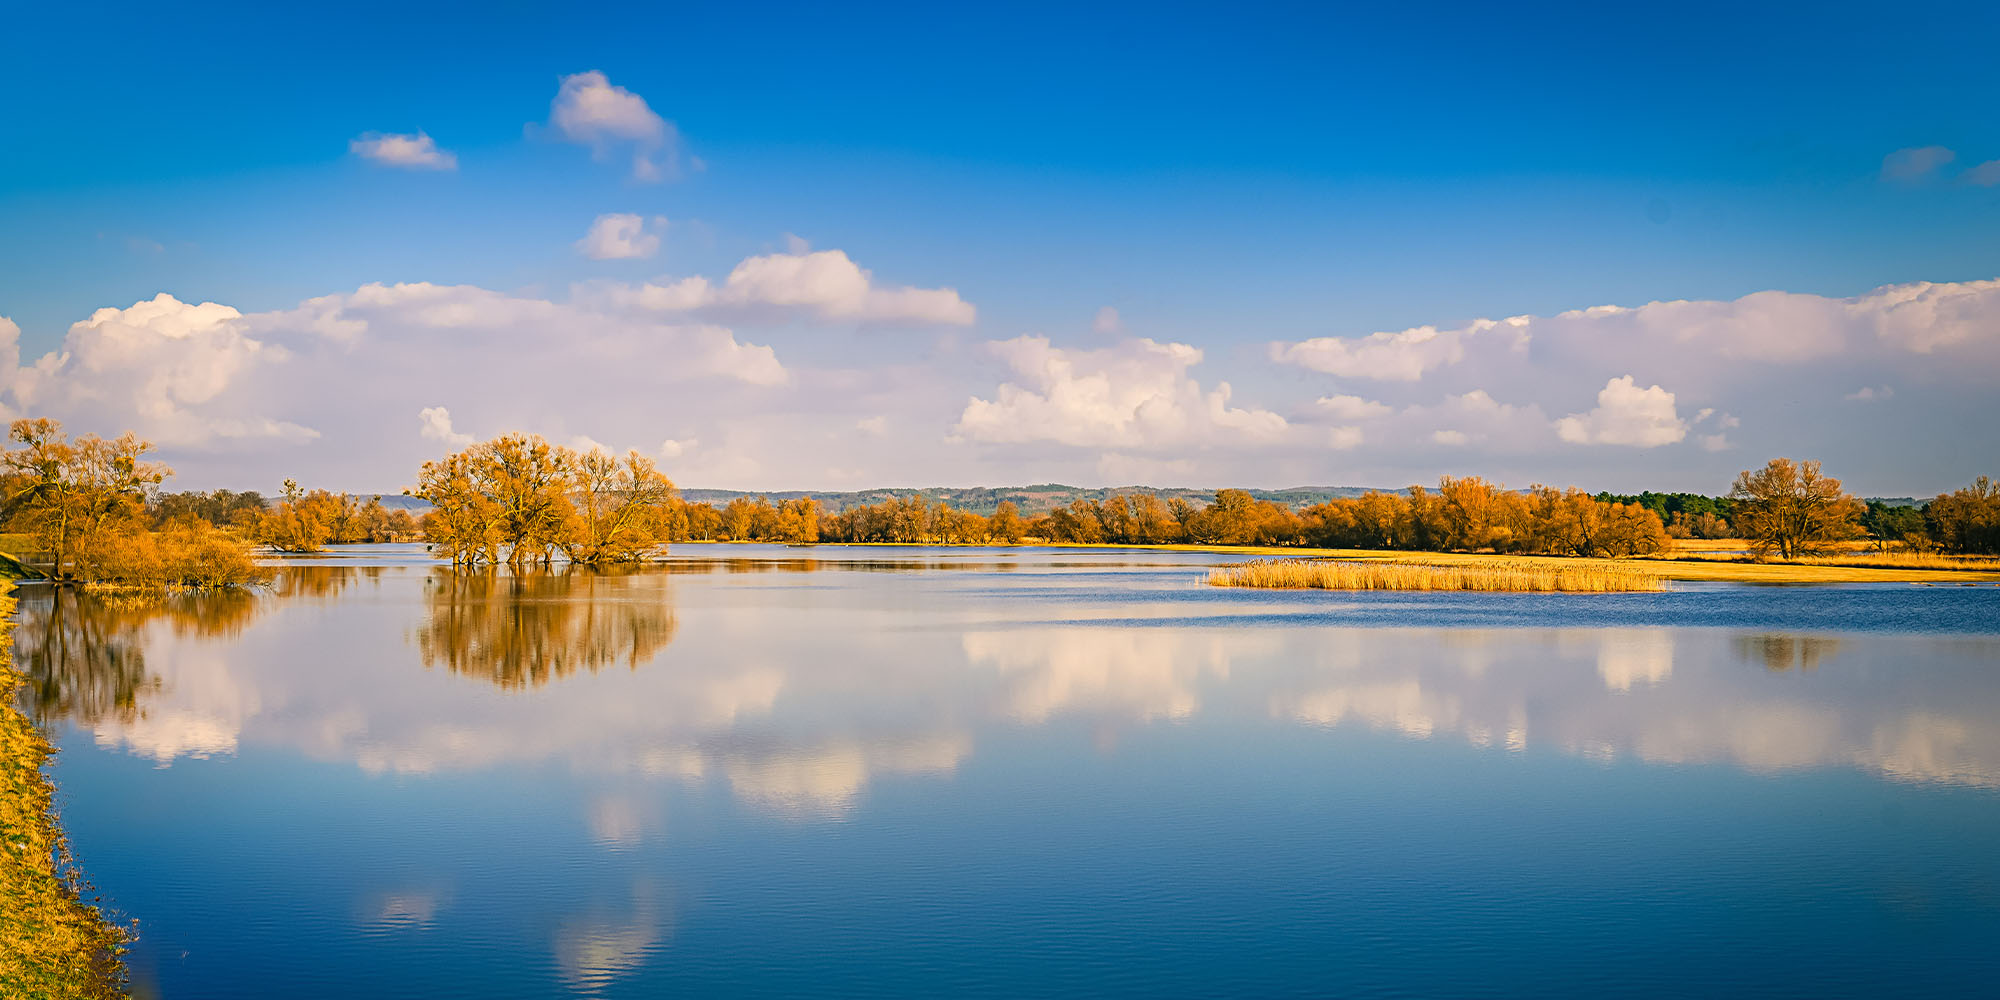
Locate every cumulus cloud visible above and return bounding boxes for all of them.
[1314,394,1392,420]
[1968,160,2000,187]
[1554,376,1688,447]
[13,271,2000,491]
[1881,145,1956,182]
[350,131,457,170]
[1092,306,1123,334]
[592,248,974,325]
[1271,317,1529,381]
[1845,385,1894,402]
[546,70,676,181]
[576,213,663,260]
[3,293,315,447]
[419,406,474,447]
[955,335,1287,450]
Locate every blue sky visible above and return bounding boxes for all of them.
[3,0,1997,493]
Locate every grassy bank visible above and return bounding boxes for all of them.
[0,581,129,998]
[1210,558,1666,592]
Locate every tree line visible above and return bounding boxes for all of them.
[4,418,1996,588]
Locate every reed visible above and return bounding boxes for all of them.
[1208,557,1666,592]
[0,581,130,996]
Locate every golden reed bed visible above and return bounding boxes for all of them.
[1208,557,1666,593]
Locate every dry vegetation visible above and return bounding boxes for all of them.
[1209,557,1667,592]
[0,581,129,998]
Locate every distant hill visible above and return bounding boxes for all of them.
[359,493,434,512]
[677,484,1386,516]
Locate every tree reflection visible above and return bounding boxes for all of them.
[1734,634,1844,672]
[412,568,678,690]
[12,584,268,725]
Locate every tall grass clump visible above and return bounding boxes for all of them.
[1209,557,1666,592]
[0,581,131,996]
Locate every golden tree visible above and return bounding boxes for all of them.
[564,450,678,563]
[1730,458,1863,559]
[3,418,169,580]
[413,435,679,566]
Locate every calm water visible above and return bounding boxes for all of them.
[18,544,2000,998]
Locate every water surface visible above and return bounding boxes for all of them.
[21,544,2000,997]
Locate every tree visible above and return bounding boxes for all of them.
[773,497,821,544]
[564,450,677,562]
[413,436,677,565]
[3,418,169,580]
[1729,458,1863,559]
[1926,477,2000,555]
[258,479,339,553]
[989,501,1024,544]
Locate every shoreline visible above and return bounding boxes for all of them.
[271,539,2000,587]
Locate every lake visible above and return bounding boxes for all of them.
[18,544,2000,997]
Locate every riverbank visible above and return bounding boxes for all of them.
[0,581,128,998]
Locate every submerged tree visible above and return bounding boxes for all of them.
[412,435,679,566]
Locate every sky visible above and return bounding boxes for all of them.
[3,0,1997,496]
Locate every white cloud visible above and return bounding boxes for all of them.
[1554,376,1688,448]
[593,249,974,325]
[1846,279,2000,353]
[1092,306,1123,334]
[955,335,1287,450]
[349,131,458,170]
[1271,316,1530,381]
[547,70,676,181]
[356,131,460,170]
[4,293,315,447]
[1314,394,1392,420]
[576,214,662,260]
[419,406,474,447]
[658,438,695,459]
[13,272,2000,492]
[1968,160,2000,187]
[1273,279,2000,386]
[1881,145,1956,182]
[1845,385,1894,402]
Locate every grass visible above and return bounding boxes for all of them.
[1209,557,1666,592]
[0,580,130,998]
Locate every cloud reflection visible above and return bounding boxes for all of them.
[20,566,2000,806]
